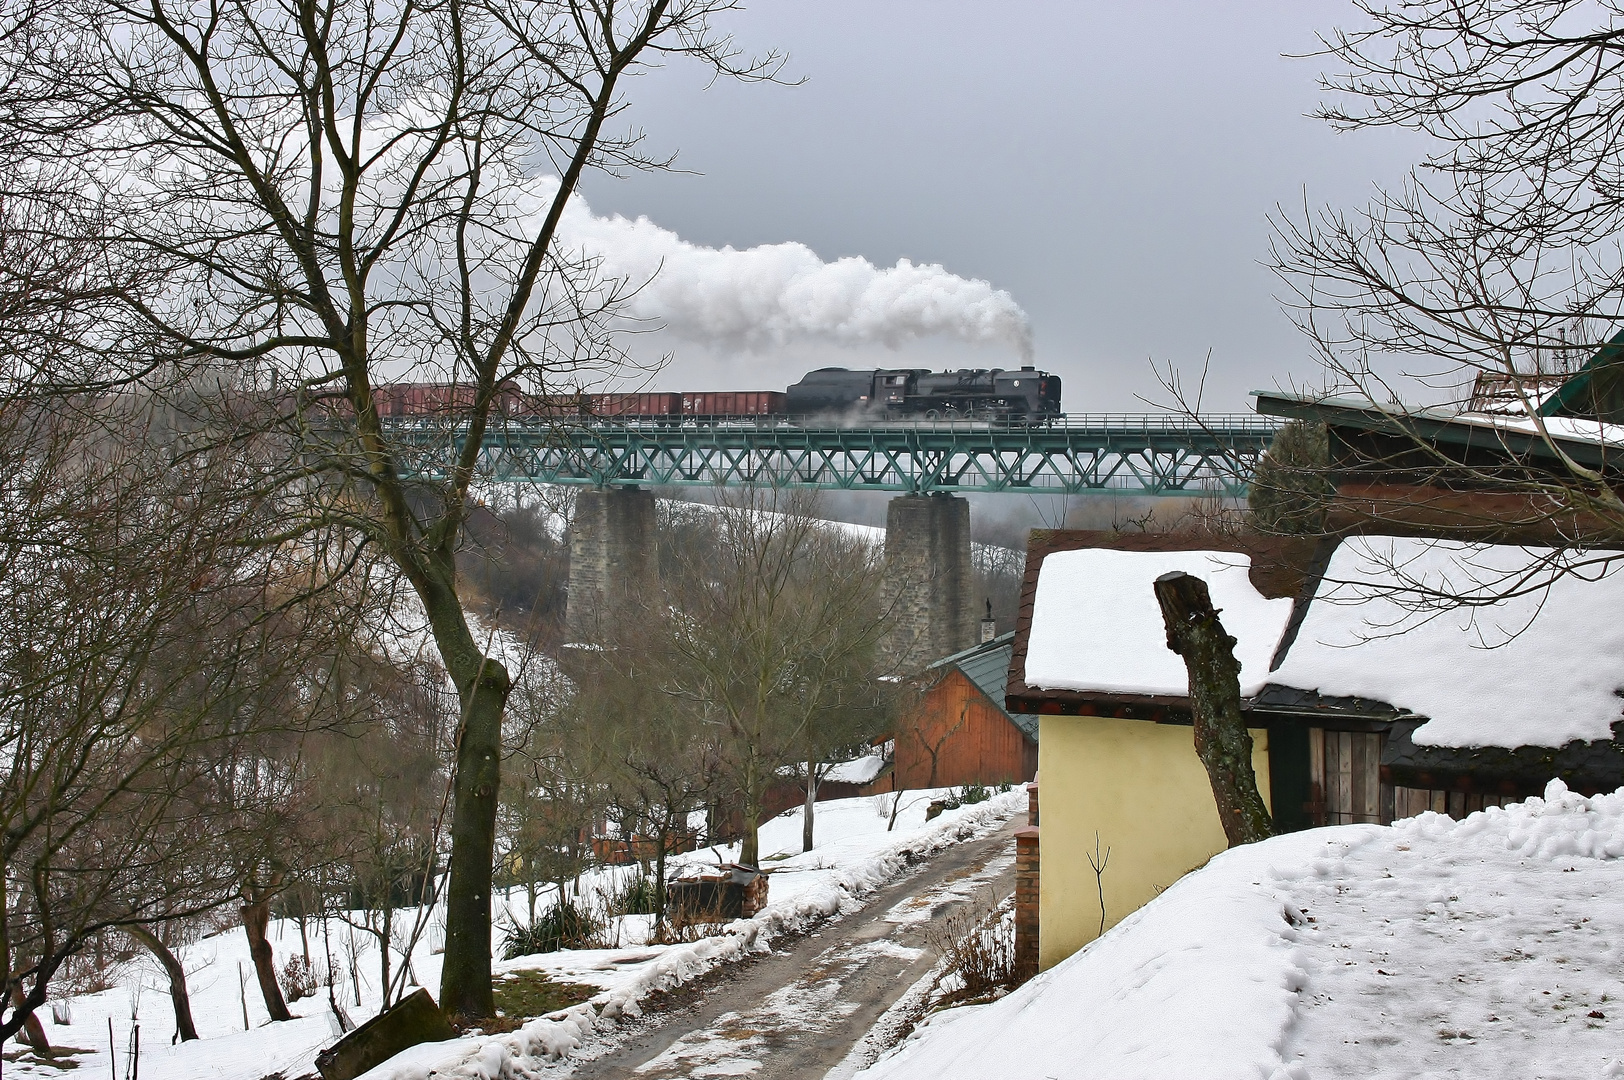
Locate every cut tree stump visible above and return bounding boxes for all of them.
[1153,570,1275,847]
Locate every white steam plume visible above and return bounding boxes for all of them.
[557,199,1034,359]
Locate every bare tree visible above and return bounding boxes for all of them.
[1270,0,1624,545]
[655,490,892,867]
[1,0,785,1019]
[0,395,339,1044]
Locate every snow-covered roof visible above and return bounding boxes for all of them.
[1253,388,1624,454]
[1024,548,1296,698]
[823,753,886,785]
[1267,536,1624,749]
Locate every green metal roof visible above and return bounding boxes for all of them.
[1539,328,1624,421]
[926,632,1036,741]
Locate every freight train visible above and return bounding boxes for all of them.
[369,365,1062,423]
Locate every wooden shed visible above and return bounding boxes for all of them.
[889,632,1037,791]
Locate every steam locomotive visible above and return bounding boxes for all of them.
[785,366,1060,421]
[369,365,1062,422]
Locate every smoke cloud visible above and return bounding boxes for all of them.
[557,199,1034,359]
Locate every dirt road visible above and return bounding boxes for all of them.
[564,815,1022,1080]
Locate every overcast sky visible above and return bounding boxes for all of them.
[572,0,1423,413]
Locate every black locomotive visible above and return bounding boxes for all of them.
[785,366,1061,421]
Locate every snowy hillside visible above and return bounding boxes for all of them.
[861,781,1624,1080]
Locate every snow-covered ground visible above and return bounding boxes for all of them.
[859,781,1624,1080]
[10,787,1021,1080]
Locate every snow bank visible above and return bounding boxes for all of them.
[357,1006,597,1080]
[856,828,1326,1080]
[1268,536,1624,747]
[862,781,1624,1080]
[1024,548,1294,696]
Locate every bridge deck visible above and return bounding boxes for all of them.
[383,413,1280,496]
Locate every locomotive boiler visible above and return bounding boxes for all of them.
[784,366,1060,421]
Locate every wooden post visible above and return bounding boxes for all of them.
[1153,571,1275,847]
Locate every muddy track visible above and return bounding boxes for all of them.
[565,816,1021,1080]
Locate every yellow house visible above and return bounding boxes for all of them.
[1005,531,1586,970]
[1006,533,1303,968]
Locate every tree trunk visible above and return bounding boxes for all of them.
[654,815,670,935]
[802,763,819,854]
[1153,571,1275,847]
[437,648,511,1020]
[125,926,199,1042]
[377,903,394,1011]
[9,982,48,1052]
[240,901,292,1022]
[740,785,762,868]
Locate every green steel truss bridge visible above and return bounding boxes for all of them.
[382,413,1281,496]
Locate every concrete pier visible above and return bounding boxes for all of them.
[879,493,975,672]
[565,486,657,642]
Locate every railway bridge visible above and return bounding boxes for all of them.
[383,413,1280,668]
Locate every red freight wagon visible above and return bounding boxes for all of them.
[681,391,787,416]
[593,392,683,417]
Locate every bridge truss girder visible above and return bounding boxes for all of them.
[387,417,1278,497]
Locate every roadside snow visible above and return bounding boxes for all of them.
[859,781,1624,1080]
[1024,548,1294,696]
[1267,536,1624,747]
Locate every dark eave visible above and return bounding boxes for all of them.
[1252,389,1615,471]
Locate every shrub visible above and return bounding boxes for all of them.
[957,783,991,805]
[609,871,661,916]
[278,954,319,1003]
[500,897,603,959]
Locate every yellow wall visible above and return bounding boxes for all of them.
[1037,715,1270,970]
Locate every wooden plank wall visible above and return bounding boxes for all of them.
[1309,725,1523,826]
[1311,729,1383,825]
[1393,787,1521,819]
[893,670,1037,790]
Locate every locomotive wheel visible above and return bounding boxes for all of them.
[924,408,941,420]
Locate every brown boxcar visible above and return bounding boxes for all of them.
[681,391,786,416]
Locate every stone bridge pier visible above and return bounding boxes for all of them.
[879,493,976,673]
[565,486,657,642]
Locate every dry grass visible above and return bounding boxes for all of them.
[924,892,1027,1009]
